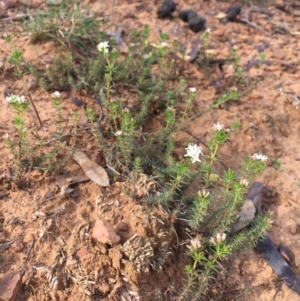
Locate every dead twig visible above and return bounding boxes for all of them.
[240,7,272,36]
[0,14,31,22]
[27,94,43,129]
[21,239,35,277]
[280,194,300,211]
[0,193,9,199]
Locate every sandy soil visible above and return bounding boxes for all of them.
[1,0,300,300]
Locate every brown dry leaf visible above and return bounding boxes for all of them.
[0,270,21,300]
[224,64,235,78]
[73,150,110,187]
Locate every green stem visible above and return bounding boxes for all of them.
[206,144,219,187]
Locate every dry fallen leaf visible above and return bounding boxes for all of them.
[73,150,110,187]
[215,12,227,19]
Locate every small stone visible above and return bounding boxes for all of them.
[27,80,38,91]
[99,282,110,294]
[92,220,120,246]
[188,15,206,33]
[293,250,300,268]
[99,269,105,277]
[116,221,129,232]
[275,0,285,10]
[77,247,88,259]
[178,9,197,23]
[286,219,298,235]
[226,4,242,22]
[11,240,23,252]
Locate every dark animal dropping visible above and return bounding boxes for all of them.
[157,0,176,18]
[178,9,197,23]
[226,4,241,22]
[188,16,206,33]
[164,0,176,13]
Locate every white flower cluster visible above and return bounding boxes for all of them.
[189,87,196,93]
[184,143,203,163]
[198,189,210,198]
[251,152,268,162]
[97,41,109,54]
[187,238,201,252]
[209,233,226,245]
[114,130,123,136]
[212,122,224,131]
[51,91,61,98]
[160,41,169,48]
[6,95,26,103]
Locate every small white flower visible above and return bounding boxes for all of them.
[143,53,152,59]
[209,237,216,245]
[216,233,226,243]
[6,95,13,103]
[160,41,169,48]
[187,238,202,251]
[198,189,210,198]
[189,87,196,93]
[3,133,9,140]
[205,28,211,33]
[97,41,109,53]
[240,178,249,187]
[167,106,175,112]
[51,91,61,98]
[184,143,203,163]
[210,233,226,245]
[6,95,26,103]
[19,96,26,103]
[114,130,123,136]
[251,152,268,162]
[212,122,225,131]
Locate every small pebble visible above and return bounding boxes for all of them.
[226,4,242,22]
[188,16,206,33]
[178,9,197,23]
[116,221,129,232]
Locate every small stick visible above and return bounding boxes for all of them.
[280,194,300,210]
[0,14,31,22]
[27,94,43,129]
[21,239,35,277]
[240,7,272,36]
